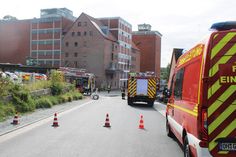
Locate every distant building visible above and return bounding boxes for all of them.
[0,20,31,64]
[0,8,75,67]
[0,9,140,89]
[62,13,137,89]
[62,13,120,89]
[99,17,133,88]
[30,8,75,67]
[132,24,162,78]
[167,48,183,89]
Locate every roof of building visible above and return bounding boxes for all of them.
[132,30,162,37]
[131,42,140,51]
[64,12,117,42]
[83,13,117,42]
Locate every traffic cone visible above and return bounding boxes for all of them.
[103,113,111,127]
[139,115,144,129]
[52,113,59,127]
[11,112,19,125]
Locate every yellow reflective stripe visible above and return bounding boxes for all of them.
[170,104,198,117]
[208,85,235,117]
[209,119,236,151]
[210,32,236,59]
[208,104,236,134]
[209,44,236,77]
[208,80,220,99]
[213,34,219,39]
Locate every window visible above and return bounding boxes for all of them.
[89,31,93,36]
[84,31,87,36]
[65,42,69,47]
[65,53,69,57]
[78,22,81,27]
[174,68,184,99]
[77,32,81,36]
[72,32,75,36]
[84,22,87,26]
[111,53,114,61]
[74,52,78,57]
[74,42,78,47]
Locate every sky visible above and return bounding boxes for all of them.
[0,0,235,67]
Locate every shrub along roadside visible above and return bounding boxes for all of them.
[0,91,83,122]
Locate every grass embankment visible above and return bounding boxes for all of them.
[0,70,83,122]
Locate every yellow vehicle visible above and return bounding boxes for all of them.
[127,72,158,106]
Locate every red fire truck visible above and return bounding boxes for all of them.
[166,21,236,157]
[127,72,158,106]
[59,67,95,95]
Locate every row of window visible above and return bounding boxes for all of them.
[71,31,93,37]
[65,41,87,47]
[32,40,60,45]
[37,59,60,65]
[32,50,61,56]
[32,29,61,34]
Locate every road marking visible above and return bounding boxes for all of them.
[0,100,94,143]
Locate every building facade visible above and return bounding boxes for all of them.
[0,8,74,67]
[0,20,31,64]
[99,17,132,88]
[132,24,162,78]
[62,13,120,89]
[30,8,75,67]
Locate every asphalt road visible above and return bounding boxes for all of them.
[0,95,183,157]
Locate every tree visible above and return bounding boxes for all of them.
[2,15,17,21]
[160,63,170,81]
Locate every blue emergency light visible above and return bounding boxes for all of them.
[210,21,236,31]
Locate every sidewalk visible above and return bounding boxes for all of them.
[0,98,91,136]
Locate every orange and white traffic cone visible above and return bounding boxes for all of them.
[11,112,19,125]
[139,115,144,129]
[52,113,59,127]
[103,113,111,127]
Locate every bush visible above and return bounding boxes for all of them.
[51,82,64,96]
[11,86,35,112]
[0,102,15,122]
[47,96,59,105]
[72,92,83,100]
[35,98,53,109]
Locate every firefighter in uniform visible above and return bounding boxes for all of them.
[121,87,125,100]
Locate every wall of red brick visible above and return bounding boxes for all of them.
[0,20,31,64]
[132,34,161,78]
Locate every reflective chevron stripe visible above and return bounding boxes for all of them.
[148,78,156,98]
[128,79,136,97]
[207,31,236,156]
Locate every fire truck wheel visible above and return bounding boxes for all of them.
[184,136,192,157]
[166,119,174,138]
[148,101,154,107]
[127,98,133,105]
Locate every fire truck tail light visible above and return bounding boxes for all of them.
[201,109,208,141]
[202,109,207,130]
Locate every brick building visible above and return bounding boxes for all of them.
[0,9,140,89]
[99,17,133,88]
[63,13,136,89]
[30,8,75,67]
[0,20,31,64]
[0,8,75,67]
[132,24,162,78]
[62,13,119,89]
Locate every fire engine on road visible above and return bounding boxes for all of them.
[127,72,158,107]
[166,21,236,157]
